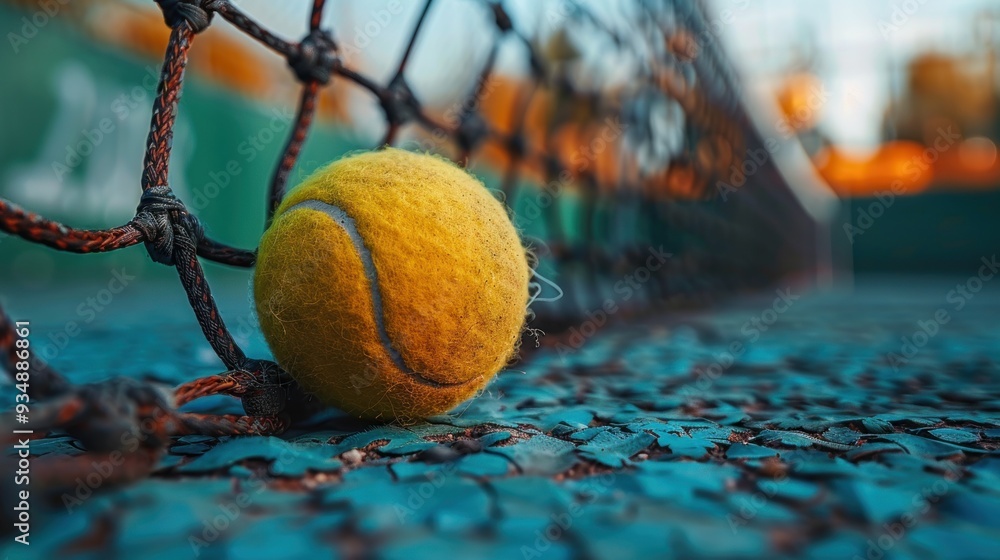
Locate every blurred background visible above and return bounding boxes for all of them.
[1,0,999,290]
[3,3,1000,557]
[717,0,1000,273]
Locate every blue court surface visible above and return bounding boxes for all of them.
[4,277,1000,560]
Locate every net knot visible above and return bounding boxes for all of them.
[456,111,489,153]
[289,29,339,84]
[157,0,214,33]
[381,74,421,128]
[134,186,204,266]
[233,359,290,416]
[59,378,174,453]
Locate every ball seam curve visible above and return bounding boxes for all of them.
[285,199,480,389]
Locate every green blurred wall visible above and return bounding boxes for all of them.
[0,4,364,296]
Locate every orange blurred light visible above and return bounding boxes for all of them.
[958,137,998,172]
[932,137,1000,188]
[814,141,934,197]
[87,4,274,101]
[776,74,825,132]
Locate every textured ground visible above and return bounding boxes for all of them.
[4,277,1000,559]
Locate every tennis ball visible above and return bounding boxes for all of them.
[253,148,529,422]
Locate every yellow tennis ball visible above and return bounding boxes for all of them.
[253,148,529,422]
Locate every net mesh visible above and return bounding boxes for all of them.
[361,0,818,325]
[8,7,1000,557]
[0,0,817,478]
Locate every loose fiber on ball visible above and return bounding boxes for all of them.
[253,148,530,422]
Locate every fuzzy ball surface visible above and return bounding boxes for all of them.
[253,148,529,422]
